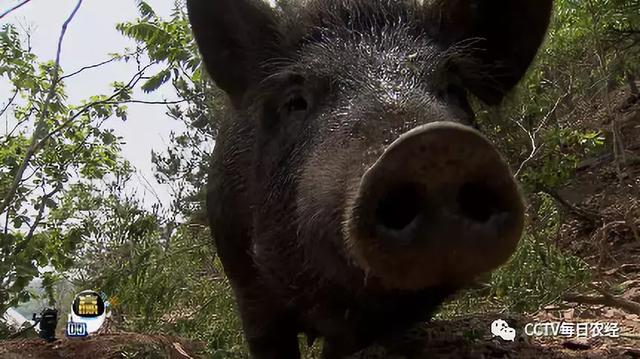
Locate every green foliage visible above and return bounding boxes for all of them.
[116,1,199,94]
[489,194,592,312]
[167,258,245,358]
[53,4,244,354]
[67,182,245,355]
[489,235,591,313]
[477,0,636,189]
[520,128,606,190]
[118,2,223,221]
[0,23,130,313]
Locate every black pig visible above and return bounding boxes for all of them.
[186,0,552,358]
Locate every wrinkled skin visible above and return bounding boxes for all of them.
[186,1,553,358]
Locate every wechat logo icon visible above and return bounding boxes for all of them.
[491,319,516,341]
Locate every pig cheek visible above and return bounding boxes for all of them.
[296,142,364,261]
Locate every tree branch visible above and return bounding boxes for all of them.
[107,98,192,106]
[3,207,9,236]
[0,0,32,20]
[59,49,143,81]
[0,0,83,215]
[2,116,31,143]
[14,183,63,255]
[540,186,603,222]
[563,284,640,316]
[0,59,154,217]
[60,57,121,81]
[0,90,18,120]
[32,62,155,152]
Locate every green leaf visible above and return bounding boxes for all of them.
[141,69,171,93]
[115,105,128,121]
[137,0,156,20]
[44,197,58,209]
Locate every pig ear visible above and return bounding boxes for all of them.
[186,0,279,103]
[429,0,553,105]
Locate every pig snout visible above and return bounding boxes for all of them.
[346,122,525,290]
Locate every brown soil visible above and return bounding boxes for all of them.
[0,333,206,359]
[352,314,640,358]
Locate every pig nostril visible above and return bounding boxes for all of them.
[457,182,504,223]
[376,184,421,231]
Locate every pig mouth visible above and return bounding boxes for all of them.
[345,122,525,290]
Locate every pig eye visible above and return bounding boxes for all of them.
[262,89,310,130]
[282,94,309,115]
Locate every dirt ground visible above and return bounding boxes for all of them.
[0,333,206,359]
[349,312,640,358]
[1,90,638,359]
[0,314,638,359]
